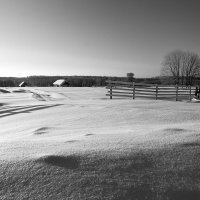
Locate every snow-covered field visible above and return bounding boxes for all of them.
[0,87,200,199]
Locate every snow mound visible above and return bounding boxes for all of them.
[36,155,80,169]
[30,89,64,101]
[0,88,10,93]
[164,128,186,132]
[32,93,47,101]
[34,127,50,135]
[162,128,187,136]
[12,89,27,93]
[85,133,94,136]
[191,98,200,103]
[181,142,200,147]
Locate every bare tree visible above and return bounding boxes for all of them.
[161,50,183,84]
[161,50,200,85]
[182,51,200,85]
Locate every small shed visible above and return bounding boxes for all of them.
[19,81,27,87]
[53,79,69,87]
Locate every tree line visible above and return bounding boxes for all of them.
[0,75,163,87]
[0,76,117,87]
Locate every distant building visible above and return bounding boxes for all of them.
[53,79,69,87]
[19,81,27,87]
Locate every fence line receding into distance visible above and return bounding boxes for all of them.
[106,80,195,101]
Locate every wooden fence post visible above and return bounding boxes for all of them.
[156,84,158,100]
[110,85,112,99]
[189,85,192,101]
[176,84,178,101]
[133,82,135,99]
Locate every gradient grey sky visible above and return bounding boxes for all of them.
[1,0,200,77]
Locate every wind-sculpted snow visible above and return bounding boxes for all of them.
[34,127,51,135]
[0,104,61,119]
[0,87,66,102]
[0,87,200,199]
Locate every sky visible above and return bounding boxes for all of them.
[1,0,200,78]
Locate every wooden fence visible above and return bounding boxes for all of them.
[106,80,195,101]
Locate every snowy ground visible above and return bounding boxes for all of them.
[0,87,200,199]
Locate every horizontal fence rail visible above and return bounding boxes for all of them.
[106,80,195,101]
